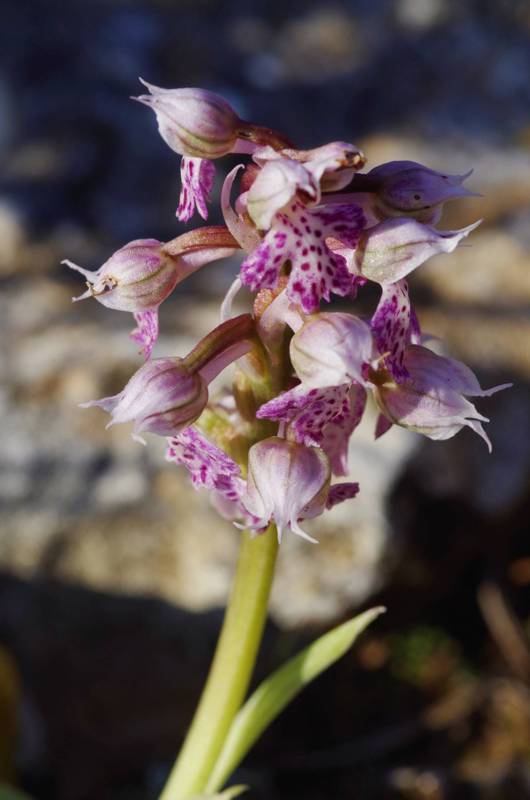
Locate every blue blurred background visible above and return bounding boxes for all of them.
[1,1,530,798]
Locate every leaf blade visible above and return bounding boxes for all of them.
[206,606,385,792]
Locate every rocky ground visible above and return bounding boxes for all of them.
[1,1,530,798]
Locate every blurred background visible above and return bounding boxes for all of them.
[1,0,530,798]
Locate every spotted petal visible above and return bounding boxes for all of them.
[177,157,216,222]
[258,383,366,475]
[166,426,247,506]
[130,309,159,359]
[326,482,360,509]
[371,279,414,381]
[240,201,365,313]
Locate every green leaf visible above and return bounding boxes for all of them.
[0,786,33,800]
[206,606,385,792]
[188,787,247,800]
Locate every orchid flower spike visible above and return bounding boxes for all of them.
[81,358,208,443]
[369,345,512,450]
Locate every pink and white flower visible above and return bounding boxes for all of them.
[135,80,244,221]
[257,312,372,474]
[352,217,481,285]
[64,235,237,358]
[240,200,365,313]
[242,437,358,542]
[81,358,208,442]
[367,161,478,225]
[369,345,512,449]
[134,81,241,159]
[167,430,359,540]
[258,384,367,476]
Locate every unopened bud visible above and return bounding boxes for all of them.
[64,239,180,312]
[290,312,373,388]
[242,437,331,542]
[81,358,208,442]
[134,80,240,159]
[367,161,478,224]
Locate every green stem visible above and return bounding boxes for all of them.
[160,525,279,800]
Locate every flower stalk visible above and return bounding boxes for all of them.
[160,526,279,800]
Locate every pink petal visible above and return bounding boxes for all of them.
[130,309,159,359]
[166,427,247,507]
[290,312,373,389]
[177,157,216,222]
[374,413,393,439]
[404,346,512,398]
[221,166,261,253]
[242,438,330,542]
[258,383,366,475]
[326,482,360,509]
[371,279,413,381]
[320,385,367,475]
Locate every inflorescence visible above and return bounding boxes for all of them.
[65,81,511,543]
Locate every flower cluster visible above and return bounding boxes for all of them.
[68,82,510,542]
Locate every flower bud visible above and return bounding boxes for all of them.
[353,218,481,284]
[81,358,208,442]
[134,80,240,159]
[367,161,478,224]
[290,312,373,388]
[242,437,332,542]
[64,239,180,312]
[247,158,317,230]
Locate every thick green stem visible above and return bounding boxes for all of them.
[160,526,279,800]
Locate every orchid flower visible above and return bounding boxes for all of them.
[352,217,482,284]
[64,231,237,358]
[325,160,480,227]
[167,429,358,541]
[366,160,479,225]
[81,358,208,443]
[368,344,512,449]
[238,148,366,313]
[82,315,257,441]
[257,313,372,474]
